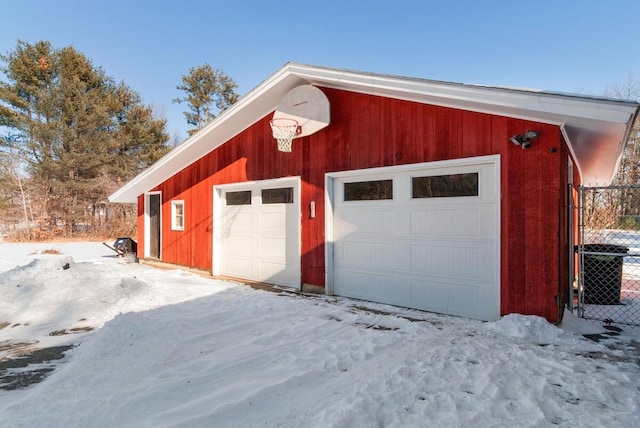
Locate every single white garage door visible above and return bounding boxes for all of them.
[215,179,301,289]
[330,157,500,321]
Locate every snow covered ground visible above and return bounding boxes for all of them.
[0,242,639,427]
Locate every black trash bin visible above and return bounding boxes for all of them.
[582,244,628,305]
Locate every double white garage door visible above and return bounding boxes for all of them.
[215,157,499,321]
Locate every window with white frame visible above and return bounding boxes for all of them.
[171,200,185,231]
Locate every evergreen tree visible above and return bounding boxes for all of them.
[0,40,170,236]
[173,64,239,136]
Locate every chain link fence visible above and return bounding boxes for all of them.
[576,186,640,326]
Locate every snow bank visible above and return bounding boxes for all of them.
[484,313,565,344]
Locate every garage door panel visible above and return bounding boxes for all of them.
[410,279,483,319]
[409,242,496,280]
[260,235,286,258]
[447,283,483,318]
[410,243,481,277]
[340,209,395,236]
[259,209,287,231]
[409,206,495,238]
[259,260,293,283]
[223,257,254,279]
[224,210,253,232]
[410,278,450,311]
[224,235,254,253]
[335,269,409,304]
[338,240,396,269]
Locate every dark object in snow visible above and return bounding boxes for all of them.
[103,237,137,258]
[62,263,70,270]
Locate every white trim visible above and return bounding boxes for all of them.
[212,177,302,289]
[324,155,501,319]
[324,174,336,295]
[171,200,185,231]
[560,124,583,183]
[212,186,223,276]
[144,191,162,259]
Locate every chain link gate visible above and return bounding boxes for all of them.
[574,185,640,326]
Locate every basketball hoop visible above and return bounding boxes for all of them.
[270,118,299,152]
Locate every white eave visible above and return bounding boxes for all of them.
[109,62,639,203]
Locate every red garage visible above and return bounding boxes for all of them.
[110,63,639,323]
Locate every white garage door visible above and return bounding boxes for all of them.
[330,157,500,321]
[215,178,301,289]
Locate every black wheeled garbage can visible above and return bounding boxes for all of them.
[582,244,628,305]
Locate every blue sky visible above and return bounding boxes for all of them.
[1,0,638,141]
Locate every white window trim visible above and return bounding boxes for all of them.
[171,200,185,231]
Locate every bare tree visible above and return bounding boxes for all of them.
[591,75,640,230]
[0,137,35,238]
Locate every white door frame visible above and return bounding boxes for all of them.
[325,154,501,299]
[144,191,162,259]
[212,177,302,287]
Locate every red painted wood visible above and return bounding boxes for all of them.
[140,87,569,323]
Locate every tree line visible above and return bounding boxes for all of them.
[0,40,237,240]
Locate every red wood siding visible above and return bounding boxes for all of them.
[142,87,569,323]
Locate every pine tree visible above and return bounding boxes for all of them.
[173,64,239,137]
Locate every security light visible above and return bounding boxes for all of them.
[510,130,539,149]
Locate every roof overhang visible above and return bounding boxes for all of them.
[109,63,639,203]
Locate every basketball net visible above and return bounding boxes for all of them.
[270,118,299,152]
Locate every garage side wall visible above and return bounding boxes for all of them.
[142,87,567,322]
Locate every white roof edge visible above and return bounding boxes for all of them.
[109,62,640,203]
[286,63,638,125]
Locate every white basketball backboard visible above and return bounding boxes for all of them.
[272,85,330,139]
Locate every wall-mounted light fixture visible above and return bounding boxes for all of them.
[510,130,539,149]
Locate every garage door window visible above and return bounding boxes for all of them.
[344,179,393,201]
[226,190,251,206]
[412,173,478,198]
[262,187,294,204]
